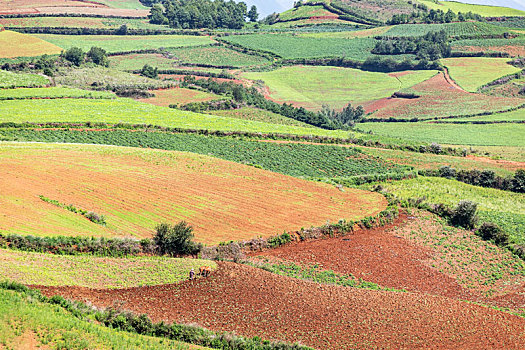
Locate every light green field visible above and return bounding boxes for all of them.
[419,0,525,17]
[92,0,148,9]
[0,289,206,350]
[374,176,525,244]
[0,69,49,88]
[300,26,393,39]
[447,109,525,122]
[278,5,335,21]
[243,66,437,110]
[358,122,525,147]
[166,45,271,67]
[0,98,352,137]
[442,57,522,92]
[35,34,214,53]
[0,249,215,289]
[0,87,115,100]
[212,107,314,128]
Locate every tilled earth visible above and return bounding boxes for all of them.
[37,261,525,350]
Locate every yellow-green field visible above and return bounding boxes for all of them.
[419,0,525,17]
[0,31,61,58]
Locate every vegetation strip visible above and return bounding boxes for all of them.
[0,281,312,350]
[39,195,106,226]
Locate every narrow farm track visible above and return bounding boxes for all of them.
[37,262,525,350]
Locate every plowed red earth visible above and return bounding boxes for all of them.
[37,261,525,350]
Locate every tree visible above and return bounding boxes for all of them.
[87,47,108,67]
[248,5,259,22]
[117,24,128,35]
[140,64,158,78]
[63,47,85,66]
[512,169,525,193]
[153,221,201,256]
[450,200,478,229]
[149,3,168,24]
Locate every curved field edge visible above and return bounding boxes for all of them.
[0,288,207,350]
[0,98,353,138]
[0,142,387,244]
[0,249,216,289]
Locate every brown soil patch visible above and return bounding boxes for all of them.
[36,262,525,350]
[466,154,525,169]
[0,144,385,244]
[456,45,525,58]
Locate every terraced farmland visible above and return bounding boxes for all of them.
[243,66,437,110]
[140,88,223,107]
[0,87,115,100]
[35,34,214,53]
[0,143,386,243]
[0,70,49,88]
[0,17,162,30]
[212,107,315,127]
[166,45,271,67]
[383,21,515,38]
[110,53,177,71]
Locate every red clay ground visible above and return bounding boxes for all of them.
[364,72,524,119]
[36,261,525,350]
[0,0,148,17]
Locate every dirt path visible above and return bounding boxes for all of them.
[442,68,467,92]
[36,262,525,349]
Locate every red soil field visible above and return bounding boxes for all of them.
[36,261,525,349]
[252,212,525,312]
[0,144,385,244]
[0,0,148,17]
[364,72,524,119]
[140,87,221,107]
[456,45,525,57]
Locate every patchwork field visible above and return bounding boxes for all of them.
[110,53,176,71]
[278,5,337,21]
[140,88,223,107]
[453,37,525,57]
[0,17,161,30]
[383,22,515,38]
[300,26,393,39]
[0,30,62,58]
[0,87,115,100]
[0,98,354,137]
[0,0,149,16]
[35,34,214,53]
[243,66,437,110]
[0,249,216,289]
[0,143,386,243]
[366,72,525,119]
[442,57,522,92]
[212,107,314,128]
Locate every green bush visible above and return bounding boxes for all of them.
[477,222,509,246]
[450,200,478,229]
[153,221,201,257]
[63,47,85,66]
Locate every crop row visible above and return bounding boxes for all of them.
[383,22,514,38]
[0,69,49,88]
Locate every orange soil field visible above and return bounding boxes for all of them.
[364,72,525,119]
[37,261,525,350]
[0,143,386,243]
[0,0,148,16]
[0,30,62,58]
[140,88,222,107]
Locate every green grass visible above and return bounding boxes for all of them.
[0,249,215,289]
[453,37,525,49]
[55,66,171,90]
[0,98,353,138]
[446,109,525,122]
[110,53,177,71]
[383,21,515,37]
[35,34,214,53]
[0,17,163,30]
[358,122,525,147]
[0,289,206,349]
[278,5,335,21]
[374,176,525,245]
[243,66,437,110]
[212,107,315,127]
[419,0,525,17]
[166,45,271,67]
[0,69,49,88]
[0,87,115,100]
[442,57,522,92]
[221,34,379,60]
[91,0,148,9]
[0,130,409,180]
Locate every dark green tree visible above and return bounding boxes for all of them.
[140,64,158,78]
[149,3,168,24]
[63,47,85,66]
[248,5,259,22]
[87,47,108,67]
[153,221,201,256]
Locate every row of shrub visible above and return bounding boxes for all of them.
[39,195,107,225]
[421,167,525,193]
[450,51,510,58]
[0,13,145,19]
[172,99,240,112]
[0,281,313,350]
[10,26,205,36]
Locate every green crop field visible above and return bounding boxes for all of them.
[0,87,115,100]
[166,45,271,67]
[141,88,224,107]
[110,53,177,71]
[442,57,522,92]
[243,66,437,110]
[300,26,393,39]
[0,130,409,180]
[419,0,525,17]
[0,70,50,88]
[383,22,514,38]
[222,34,379,60]
[358,122,525,147]
[0,289,206,350]
[0,98,352,138]
[54,66,171,90]
[91,0,148,9]
[212,107,314,128]
[278,5,336,21]
[374,176,525,245]
[0,249,216,289]
[446,109,525,122]
[453,37,525,49]
[35,34,214,53]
